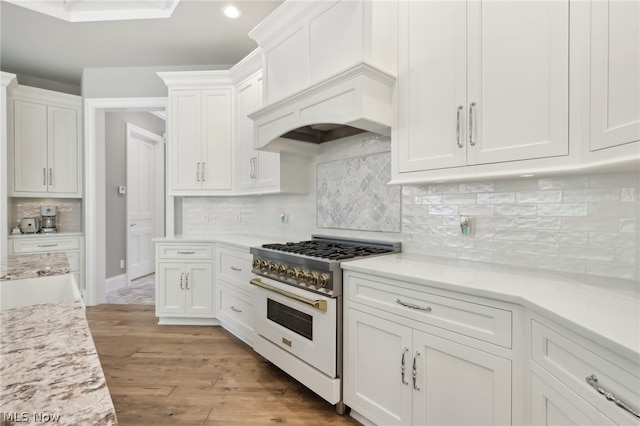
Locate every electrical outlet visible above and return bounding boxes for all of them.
[120,259,125,269]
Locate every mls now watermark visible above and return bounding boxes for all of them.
[2,411,61,423]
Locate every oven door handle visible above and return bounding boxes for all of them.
[250,278,328,312]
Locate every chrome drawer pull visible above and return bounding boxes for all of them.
[468,101,477,146]
[180,273,184,290]
[230,266,242,272]
[230,306,242,313]
[37,244,59,248]
[401,347,409,385]
[396,298,432,312]
[412,351,421,391]
[586,374,640,418]
[456,105,464,148]
[177,251,195,255]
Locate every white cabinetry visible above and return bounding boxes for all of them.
[9,86,82,197]
[155,242,217,325]
[529,314,640,426]
[215,244,255,345]
[9,235,85,296]
[158,72,233,196]
[344,271,515,426]
[396,0,568,175]
[589,0,640,152]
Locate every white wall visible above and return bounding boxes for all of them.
[182,133,640,282]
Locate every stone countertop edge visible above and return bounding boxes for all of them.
[8,232,85,239]
[341,253,640,363]
[0,299,118,425]
[0,252,71,281]
[153,233,287,250]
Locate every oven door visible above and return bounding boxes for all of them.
[251,276,337,377]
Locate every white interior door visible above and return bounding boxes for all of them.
[127,123,165,280]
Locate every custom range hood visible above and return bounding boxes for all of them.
[249,62,395,155]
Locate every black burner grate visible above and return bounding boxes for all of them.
[261,240,394,260]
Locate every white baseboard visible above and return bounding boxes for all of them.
[105,273,128,293]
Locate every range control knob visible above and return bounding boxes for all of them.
[252,259,261,269]
[287,268,299,280]
[277,264,288,275]
[309,272,320,286]
[317,273,329,288]
[298,269,311,282]
[269,262,281,274]
[259,260,269,272]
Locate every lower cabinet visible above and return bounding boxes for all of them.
[155,243,217,325]
[344,271,514,426]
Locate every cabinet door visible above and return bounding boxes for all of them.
[397,0,467,172]
[530,372,616,426]
[590,0,640,151]
[184,262,214,315]
[170,90,202,191]
[156,262,186,314]
[412,330,511,426]
[345,309,413,426]
[47,105,79,194]
[236,73,262,190]
[12,100,48,193]
[466,0,569,165]
[201,89,232,191]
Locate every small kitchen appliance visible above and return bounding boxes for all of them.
[19,217,41,234]
[40,205,58,233]
[250,235,401,414]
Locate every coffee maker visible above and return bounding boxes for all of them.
[40,205,58,233]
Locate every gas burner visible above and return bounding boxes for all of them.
[261,240,396,260]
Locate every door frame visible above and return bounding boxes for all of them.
[126,122,165,283]
[84,97,168,306]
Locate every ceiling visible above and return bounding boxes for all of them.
[0,0,283,88]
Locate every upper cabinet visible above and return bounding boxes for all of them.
[158,72,233,196]
[589,0,640,151]
[9,85,82,197]
[249,0,397,105]
[396,0,569,174]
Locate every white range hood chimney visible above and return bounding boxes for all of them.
[247,0,397,155]
[249,62,395,155]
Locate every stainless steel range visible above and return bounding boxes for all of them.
[249,235,401,414]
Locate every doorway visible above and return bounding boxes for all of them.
[126,123,165,281]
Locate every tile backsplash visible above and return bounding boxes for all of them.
[9,198,83,233]
[182,133,639,282]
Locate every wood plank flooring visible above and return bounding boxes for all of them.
[86,304,361,426]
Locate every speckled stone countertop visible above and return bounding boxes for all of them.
[0,252,70,281]
[0,299,117,425]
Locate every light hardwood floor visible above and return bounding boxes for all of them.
[86,304,361,426]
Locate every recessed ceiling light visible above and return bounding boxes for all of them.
[222,5,241,19]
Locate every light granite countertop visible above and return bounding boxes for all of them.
[342,253,640,363]
[0,252,70,281]
[0,299,117,425]
[154,233,286,250]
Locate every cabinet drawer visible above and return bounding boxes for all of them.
[156,244,213,260]
[11,237,80,253]
[217,246,253,288]
[346,272,512,348]
[217,283,254,345]
[531,319,640,425]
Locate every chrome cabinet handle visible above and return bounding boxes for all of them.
[43,168,47,186]
[586,375,640,418]
[230,266,242,272]
[249,157,255,179]
[196,163,201,182]
[412,351,421,390]
[456,105,464,148]
[177,251,195,255]
[201,162,205,182]
[401,347,409,385]
[180,273,184,290]
[468,101,476,146]
[185,273,190,290]
[49,168,53,185]
[396,298,432,312]
[230,306,242,313]
[37,244,58,248]
[253,157,258,179]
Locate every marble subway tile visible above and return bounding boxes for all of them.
[474,216,516,228]
[537,230,589,245]
[616,248,637,264]
[494,229,538,241]
[563,189,621,203]
[515,217,562,229]
[589,202,637,217]
[494,204,537,216]
[589,232,637,248]
[458,204,495,216]
[559,245,616,261]
[511,241,558,256]
[537,203,588,216]
[477,192,516,204]
[428,205,459,215]
[538,176,589,190]
[561,216,619,231]
[619,218,636,233]
[427,183,459,194]
[494,178,538,192]
[621,188,636,202]
[459,182,495,193]
[515,190,562,203]
[442,193,477,204]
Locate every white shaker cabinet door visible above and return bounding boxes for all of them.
[184,262,215,315]
[397,0,467,172]
[590,0,640,151]
[156,262,187,315]
[12,100,48,193]
[47,105,79,194]
[201,89,232,191]
[466,0,569,165]
[170,90,202,191]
